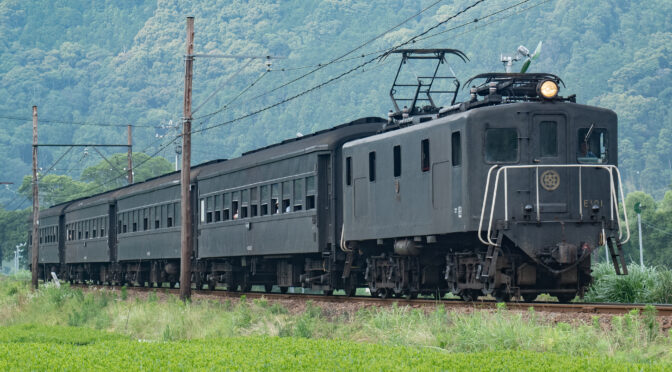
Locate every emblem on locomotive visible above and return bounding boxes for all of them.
[540,170,560,191]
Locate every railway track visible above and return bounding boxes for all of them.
[71,284,672,317]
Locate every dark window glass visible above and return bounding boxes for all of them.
[206,212,212,223]
[421,139,430,171]
[143,218,148,230]
[369,151,376,182]
[155,220,160,229]
[540,121,558,157]
[393,145,401,177]
[485,128,518,163]
[346,157,352,186]
[306,195,315,210]
[215,210,221,222]
[167,217,173,228]
[452,132,461,166]
[577,128,608,164]
[132,223,137,232]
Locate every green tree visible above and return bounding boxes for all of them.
[17,174,89,207]
[0,207,30,262]
[80,152,173,191]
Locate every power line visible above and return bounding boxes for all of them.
[0,115,161,128]
[641,221,672,238]
[241,0,449,103]
[190,0,486,136]
[193,70,269,121]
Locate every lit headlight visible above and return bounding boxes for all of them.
[537,80,559,99]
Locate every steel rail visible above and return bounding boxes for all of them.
[72,284,672,316]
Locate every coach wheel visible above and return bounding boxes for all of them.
[170,281,177,289]
[265,284,274,293]
[556,293,576,303]
[280,286,289,294]
[374,288,390,299]
[208,279,217,291]
[521,293,537,302]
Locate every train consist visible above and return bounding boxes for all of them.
[30,49,630,302]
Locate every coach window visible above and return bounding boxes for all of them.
[282,181,291,213]
[92,220,97,238]
[540,121,558,157]
[393,146,401,177]
[223,193,231,220]
[206,196,214,223]
[260,185,269,216]
[293,179,304,211]
[214,194,221,222]
[101,217,106,237]
[167,204,174,228]
[306,176,316,210]
[143,210,149,231]
[452,132,462,166]
[174,202,180,226]
[271,183,279,215]
[232,191,240,219]
[346,157,352,186]
[485,128,518,163]
[421,139,430,172]
[241,189,249,218]
[250,187,258,217]
[577,128,608,164]
[78,222,82,240]
[200,199,205,223]
[155,206,161,229]
[132,210,138,232]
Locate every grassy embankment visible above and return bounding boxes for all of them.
[1,268,672,370]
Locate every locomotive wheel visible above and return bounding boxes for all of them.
[374,288,390,299]
[460,290,479,302]
[494,290,511,303]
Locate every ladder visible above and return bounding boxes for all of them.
[606,237,628,275]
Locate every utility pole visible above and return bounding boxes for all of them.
[127,125,133,184]
[180,16,194,301]
[31,106,39,290]
[635,202,644,266]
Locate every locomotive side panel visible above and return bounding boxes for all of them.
[343,115,469,242]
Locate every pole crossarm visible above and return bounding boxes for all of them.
[189,54,286,60]
[36,144,130,147]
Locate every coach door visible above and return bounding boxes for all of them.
[529,115,568,216]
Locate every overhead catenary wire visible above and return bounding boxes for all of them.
[197,0,448,118]
[189,0,486,136]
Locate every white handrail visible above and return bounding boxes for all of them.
[477,164,630,247]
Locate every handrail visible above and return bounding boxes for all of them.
[477,164,630,247]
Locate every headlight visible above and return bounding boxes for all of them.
[537,80,559,99]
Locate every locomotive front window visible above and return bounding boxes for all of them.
[539,121,558,157]
[485,128,518,163]
[577,128,608,164]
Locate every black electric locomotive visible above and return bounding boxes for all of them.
[30,49,630,302]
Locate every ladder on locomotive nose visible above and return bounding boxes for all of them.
[606,237,628,275]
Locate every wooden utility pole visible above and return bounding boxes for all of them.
[127,125,133,184]
[180,16,194,301]
[31,106,39,290]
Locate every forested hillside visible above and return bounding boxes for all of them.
[1,0,670,204]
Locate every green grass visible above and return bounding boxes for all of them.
[1,275,671,369]
[0,325,667,371]
[585,263,672,303]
